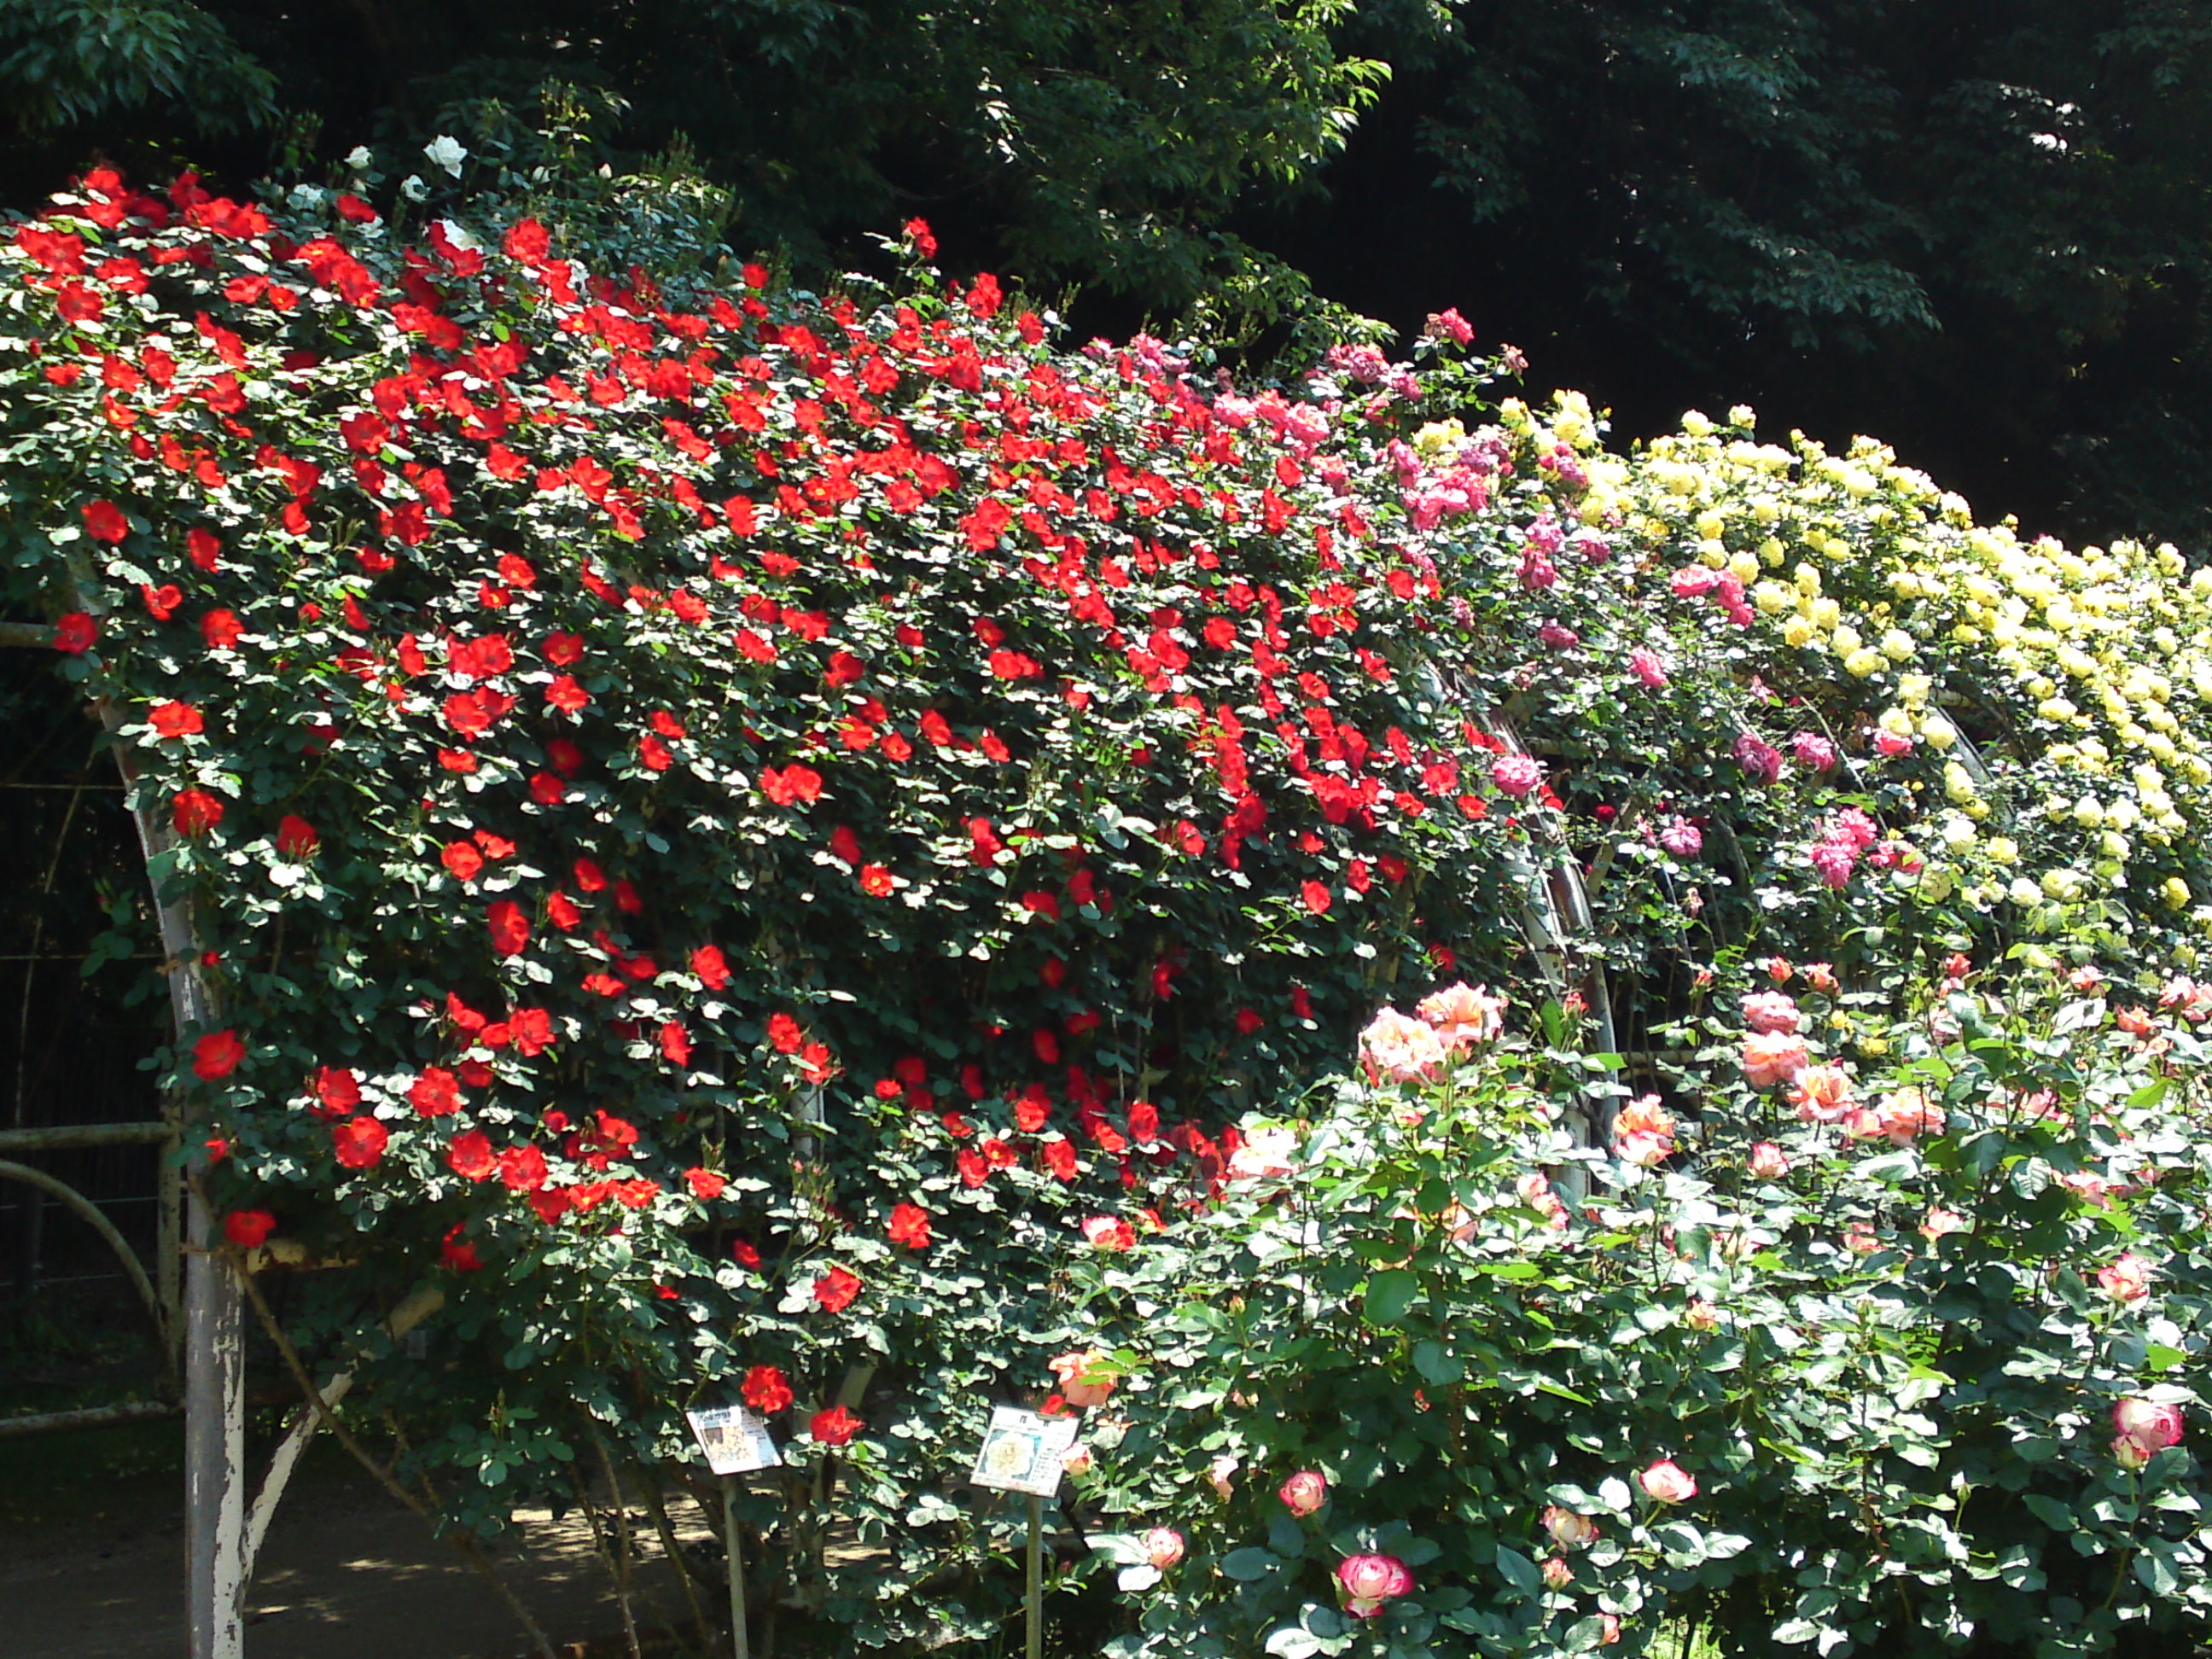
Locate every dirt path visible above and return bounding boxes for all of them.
[0,1429,709,1658]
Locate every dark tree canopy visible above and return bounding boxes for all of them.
[5,0,2212,548]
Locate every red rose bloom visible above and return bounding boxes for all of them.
[497,1143,549,1191]
[409,1067,463,1117]
[224,1209,276,1249]
[446,1130,497,1181]
[201,609,245,650]
[486,899,529,956]
[82,500,129,544]
[684,1167,727,1201]
[812,1266,862,1311]
[147,699,202,736]
[810,1405,862,1446]
[52,612,97,654]
[313,1066,362,1116]
[742,1365,795,1413]
[193,1028,246,1080]
[275,815,319,857]
[172,789,225,835]
[333,1115,388,1169]
[887,1202,932,1251]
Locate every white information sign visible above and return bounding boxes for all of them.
[969,1406,1080,1498]
[686,1405,783,1476]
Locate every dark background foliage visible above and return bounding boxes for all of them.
[7,1,2212,550]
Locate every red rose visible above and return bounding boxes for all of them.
[224,1209,276,1249]
[1301,881,1332,915]
[766,1012,804,1053]
[312,1066,361,1116]
[275,815,318,857]
[82,500,129,544]
[496,1143,549,1191]
[760,765,823,806]
[486,899,529,956]
[409,1067,463,1117]
[440,1224,482,1272]
[148,701,203,739]
[332,1115,388,1169]
[690,944,731,989]
[742,1365,795,1413]
[809,1405,862,1447]
[193,1028,246,1080]
[887,1202,932,1251]
[446,1130,497,1181]
[201,609,245,650]
[812,1266,862,1311]
[684,1167,727,1201]
[441,841,485,880]
[172,789,224,835]
[52,612,97,654]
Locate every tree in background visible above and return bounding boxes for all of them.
[6,1,2212,546]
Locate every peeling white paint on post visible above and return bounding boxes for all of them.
[102,701,242,1659]
[183,1197,246,1659]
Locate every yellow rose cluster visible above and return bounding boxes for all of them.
[1606,406,2211,963]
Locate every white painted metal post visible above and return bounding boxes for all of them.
[183,1194,246,1659]
[103,706,242,1659]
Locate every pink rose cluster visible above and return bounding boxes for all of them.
[1668,562,1755,626]
[1358,985,1507,1083]
[1614,1094,1678,1167]
[1808,808,1879,888]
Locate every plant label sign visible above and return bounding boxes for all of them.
[687,1405,782,1476]
[969,1406,1080,1497]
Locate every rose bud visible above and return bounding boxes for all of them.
[1142,1527,1185,1569]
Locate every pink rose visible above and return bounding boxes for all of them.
[1208,1452,1239,1499]
[1741,991,1802,1034]
[1336,1553,1414,1617]
[1278,1470,1329,1516]
[1637,1459,1697,1504]
[1628,647,1668,688]
[1741,1030,1809,1089]
[1613,1093,1677,1167]
[1416,981,1505,1050]
[1542,1505,1598,1548]
[1918,1207,1968,1243]
[1048,1349,1115,1408]
[2114,1399,2184,1452]
[1491,754,1543,799]
[1359,1007,1447,1083]
[1747,1142,1791,1180]
[1061,1442,1095,1476]
[2113,1434,2153,1470]
[1542,1555,1573,1587]
[1143,1527,1185,1569]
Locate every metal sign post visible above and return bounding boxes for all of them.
[723,1476,750,1659]
[684,1402,779,1659]
[1025,1493,1044,1659]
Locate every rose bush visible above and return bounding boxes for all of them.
[7,144,2212,1655]
[1058,969,2212,1657]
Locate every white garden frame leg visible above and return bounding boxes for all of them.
[108,713,243,1659]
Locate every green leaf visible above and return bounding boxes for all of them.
[2023,1493,2075,1532]
[1493,1543,1541,1597]
[1365,1268,1421,1326]
[1221,1547,1278,1580]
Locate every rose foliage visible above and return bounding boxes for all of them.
[5,162,2212,1654]
[1063,974,2212,1659]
